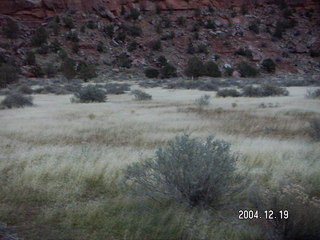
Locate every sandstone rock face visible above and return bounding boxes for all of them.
[1,0,319,19]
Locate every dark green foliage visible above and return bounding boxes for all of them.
[204,61,221,77]
[185,57,205,78]
[177,16,185,26]
[72,43,80,54]
[150,40,162,51]
[86,20,97,29]
[310,49,320,58]
[242,84,289,97]
[238,62,259,77]
[2,19,19,39]
[160,63,177,79]
[127,25,142,37]
[32,65,45,78]
[97,41,105,53]
[77,61,97,81]
[65,30,79,42]
[125,134,239,207]
[0,64,19,88]
[131,89,152,100]
[60,58,76,80]
[1,93,33,109]
[217,89,241,97]
[157,56,168,67]
[249,22,259,34]
[197,43,208,54]
[204,19,216,29]
[32,27,48,47]
[115,31,126,42]
[127,8,140,20]
[80,25,86,33]
[235,48,253,60]
[161,17,172,28]
[273,20,296,39]
[63,17,74,28]
[144,68,159,78]
[51,39,61,53]
[128,40,138,52]
[104,24,114,38]
[261,58,276,73]
[186,39,196,54]
[25,51,36,65]
[309,118,320,140]
[74,85,107,103]
[224,67,234,77]
[116,53,132,68]
[37,44,50,55]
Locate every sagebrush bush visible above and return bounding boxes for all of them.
[17,85,33,94]
[194,94,211,107]
[238,62,259,77]
[242,84,289,97]
[185,57,205,78]
[309,118,320,140]
[144,67,159,78]
[131,89,152,100]
[204,61,221,77]
[1,93,33,109]
[63,17,74,28]
[25,51,36,65]
[2,19,19,39]
[32,27,48,47]
[77,61,97,81]
[0,64,19,88]
[261,58,276,73]
[61,58,76,80]
[160,63,177,78]
[150,40,162,51]
[305,89,320,99]
[125,134,239,207]
[73,85,107,103]
[217,89,241,97]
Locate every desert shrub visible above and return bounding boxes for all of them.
[131,89,152,100]
[25,51,36,65]
[61,58,76,80]
[73,85,107,103]
[194,94,211,107]
[261,58,276,73]
[217,89,241,97]
[249,22,259,34]
[115,53,132,68]
[37,43,50,55]
[235,48,253,60]
[2,19,19,39]
[241,4,248,15]
[242,84,289,97]
[177,16,185,26]
[161,17,172,28]
[161,31,175,41]
[309,118,320,140]
[32,65,45,78]
[157,55,167,67]
[198,81,219,91]
[65,30,79,42]
[253,184,320,240]
[310,49,320,58]
[238,62,259,77]
[77,61,97,81]
[127,25,142,37]
[185,57,205,78]
[305,89,320,99]
[104,24,114,38]
[97,41,105,53]
[105,83,130,95]
[186,39,196,54]
[144,67,159,78]
[44,64,56,78]
[32,27,48,47]
[51,39,61,53]
[160,63,177,79]
[128,40,138,52]
[128,8,140,20]
[197,43,208,54]
[283,8,293,18]
[72,43,79,54]
[115,31,127,42]
[17,85,33,94]
[150,40,162,51]
[86,20,97,29]
[273,21,294,38]
[1,93,33,108]
[224,67,234,76]
[0,64,19,88]
[204,61,221,77]
[63,17,74,28]
[125,134,239,207]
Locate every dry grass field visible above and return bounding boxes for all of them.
[0,86,319,239]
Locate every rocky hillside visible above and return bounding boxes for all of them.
[0,0,319,82]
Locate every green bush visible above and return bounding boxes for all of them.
[160,63,177,79]
[1,93,33,108]
[177,16,185,26]
[61,58,76,80]
[185,57,205,78]
[25,51,36,65]
[127,25,142,37]
[32,65,45,78]
[238,62,259,77]
[77,61,97,81]
[157,56,167,67]
[32,27,48,47]
[125,134,239,207]
[2,19,19,39]
[128,40,138,52]
[261,58,276,73]
[44,64,56,78]
[235,48,253,60]
[0,64,19,88]
[309,118,320,140]
[104,24,114,38]
[128,8,140,20]
[63,17,74,28]
[65,30,79,42]
[217,89,241,97]
[204,61,221,77]
[97,41,105,53]
[310,49,320,58]
[72,43,79,54]
[115,53,132,68]
[144,67,159,78]
[115,31,126,42]
[249,22,259,34]
[242,84,289,97]
[131,89,152,100]
[186,39,196,54]
[86,20,97,29]
[197,43,208,54]
[73,85,107,103]
[150,40,162,51]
